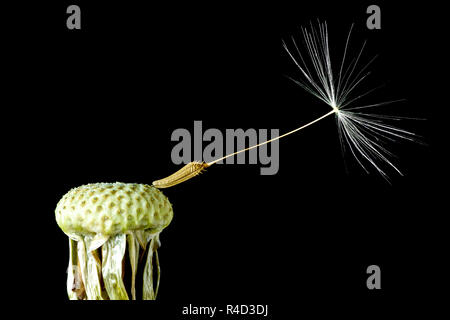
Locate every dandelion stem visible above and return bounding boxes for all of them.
[207,109,336,165]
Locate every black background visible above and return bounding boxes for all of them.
[4,0,447,317]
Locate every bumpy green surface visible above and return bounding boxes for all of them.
[55,183,173,236]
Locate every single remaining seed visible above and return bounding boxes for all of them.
[151,22,419,188]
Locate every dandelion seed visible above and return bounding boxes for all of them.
[153,20,420,187]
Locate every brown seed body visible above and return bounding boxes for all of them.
[152,161,209,188]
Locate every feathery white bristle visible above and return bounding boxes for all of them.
[283,21,419,180]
